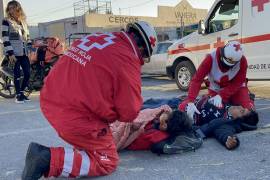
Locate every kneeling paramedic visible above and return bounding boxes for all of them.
[21,21,157,180]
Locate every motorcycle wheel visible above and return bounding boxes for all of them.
[0,75,16,98]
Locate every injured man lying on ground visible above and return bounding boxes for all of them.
[191,95,259,150]
[110,95,259,155]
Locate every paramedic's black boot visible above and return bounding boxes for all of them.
[22,142,50,180]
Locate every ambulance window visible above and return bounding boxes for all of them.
[207,0,239,34]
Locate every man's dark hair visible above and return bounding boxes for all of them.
[166,110,192,136]
[234,110,259,126]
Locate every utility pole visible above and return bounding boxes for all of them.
[96,0,98,13]
[180,16,184,38]
[87,0,90,13]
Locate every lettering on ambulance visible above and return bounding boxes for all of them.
[248,64,270,70]
[66,33,116,67]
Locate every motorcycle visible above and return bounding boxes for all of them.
[0,37,64,98]
[0,56,59,98]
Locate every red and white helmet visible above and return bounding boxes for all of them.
[221,41,243,66]
[126,21,157,62]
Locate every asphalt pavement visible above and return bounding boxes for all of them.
[0,77,270,180]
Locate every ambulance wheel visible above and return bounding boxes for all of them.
[175,61,196,91]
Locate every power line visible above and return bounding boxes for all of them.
[120,0,156,10]
[27,0,75,18]
[28,5,73,21]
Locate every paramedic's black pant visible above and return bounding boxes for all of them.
[14,55,30,95]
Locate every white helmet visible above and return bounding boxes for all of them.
[126,21,158,63]
[221,41,243,66]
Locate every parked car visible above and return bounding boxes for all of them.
[142,41,174,75]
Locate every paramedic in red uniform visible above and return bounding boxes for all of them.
[178,41,254,120]
[21,21,158,180]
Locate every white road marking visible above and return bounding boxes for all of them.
[0,127,51,138]
[257,106,270,111]
[5,170,16,176]
[256,104,270,106]
[194,163,225,167]
[0,108,39,115]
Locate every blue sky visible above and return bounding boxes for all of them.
[15,0,215,25]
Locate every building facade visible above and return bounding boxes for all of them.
[38,0,207,43]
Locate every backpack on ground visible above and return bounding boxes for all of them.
[151,129,203,155]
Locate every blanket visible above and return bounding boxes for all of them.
[111,105,172,150]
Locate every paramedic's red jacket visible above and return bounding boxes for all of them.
[40,32,143,133]
[179,47,249,111]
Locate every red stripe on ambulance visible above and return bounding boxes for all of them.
[168,33,270,55]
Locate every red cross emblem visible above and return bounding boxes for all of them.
[214,37,225,48]
[252,0,270,12]
[149,36,156,47]
[233,44,242,51]
[77,33,116,51]
[84,34,112,47]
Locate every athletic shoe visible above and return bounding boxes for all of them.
[21,93,31,102]
[15,94,25,104]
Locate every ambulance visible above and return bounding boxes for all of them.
[166,0,270,91]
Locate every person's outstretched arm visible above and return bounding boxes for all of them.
[213,123,241,149]
[198,118,232,138]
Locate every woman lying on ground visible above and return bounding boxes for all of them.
[110,104,192,151]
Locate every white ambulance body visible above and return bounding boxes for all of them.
[166,0,270,91]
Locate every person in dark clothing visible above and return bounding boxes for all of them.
[1,1,31,103]
[148,93,258,154]
[193,96,259,150]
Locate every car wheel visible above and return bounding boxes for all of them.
[174,61,196,91]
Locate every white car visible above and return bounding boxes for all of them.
[142,41,174,75]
